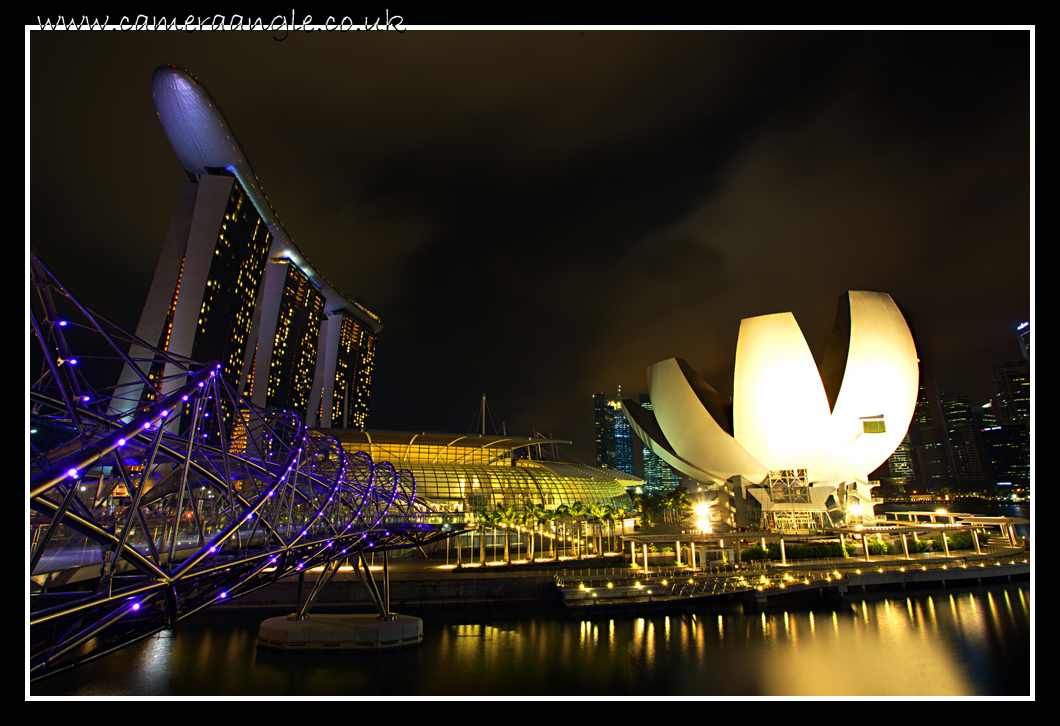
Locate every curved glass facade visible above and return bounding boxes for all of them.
[327,430,634,512]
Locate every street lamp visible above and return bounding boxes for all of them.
[694,502,712,533]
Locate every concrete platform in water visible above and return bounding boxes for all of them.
[257,613,423,650]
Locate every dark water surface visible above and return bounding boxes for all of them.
[32,581,1030,697]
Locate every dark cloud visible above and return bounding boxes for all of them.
[29,28,1031,464]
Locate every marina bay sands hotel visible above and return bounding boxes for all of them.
[112,66,382,428]
[111,65,636,514]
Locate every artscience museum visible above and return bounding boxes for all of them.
[623,290,919,533]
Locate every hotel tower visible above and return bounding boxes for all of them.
[111,66,382,430]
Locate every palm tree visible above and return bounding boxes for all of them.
[555,504,570,559]
[473,506,495,565]
[526,499,547,563]
[613,504,629,538]
[589,503,608,556]
[547,506,564,560]
[602,504,616,553]
[494,503,518,564]
[568,501,589,559]
[670,485,690,525]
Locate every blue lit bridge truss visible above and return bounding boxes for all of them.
[29,253,467,681]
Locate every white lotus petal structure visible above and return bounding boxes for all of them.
[623,291,918,488]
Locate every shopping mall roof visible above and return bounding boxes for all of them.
[325,429,570,453]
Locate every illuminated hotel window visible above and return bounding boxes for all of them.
[862,419,886,434]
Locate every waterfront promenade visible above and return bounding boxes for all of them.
[216,536,1030,613]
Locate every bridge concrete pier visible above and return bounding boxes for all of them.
[257,613,423,650]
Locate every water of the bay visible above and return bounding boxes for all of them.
[31,580,1030,697]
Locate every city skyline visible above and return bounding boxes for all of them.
[28,28,1032,464]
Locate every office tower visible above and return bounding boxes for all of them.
[938,390,987,482]
[593,387,634,475]
[613,385,634,476]
[638,394,683,492]
[1018,321,1029,359]
[980,423,1030,485]
[111,66,382,431]
[593,392,616,469]
[906,382,954,487]
[992,359,1030,425]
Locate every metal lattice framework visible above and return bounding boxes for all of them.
[767,469,811,504]
[29,253,462,681]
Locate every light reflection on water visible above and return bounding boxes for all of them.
[32,582,1029,697]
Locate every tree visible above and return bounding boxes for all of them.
[494,503,518,564]
[555,504,570,559]
[674,487,691,521]
[568,501,589,559]
[547,506,564,559]
[603,504,617,553]
[613,504,630,538]
[473,506,496,565]
[526,500,547,563]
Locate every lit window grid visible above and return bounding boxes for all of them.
[375,463,632,511]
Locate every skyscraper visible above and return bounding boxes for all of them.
[638,394,683,492]
[592,392,615,469]
[111,66,382,430]
[938,390,987,483]
[992,359,1030,425]
[593,387,634,476]
[907,382,954,487]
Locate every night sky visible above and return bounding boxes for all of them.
[28,28,1032,465]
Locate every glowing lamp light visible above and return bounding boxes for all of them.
[67,468,78,479]
[131,602,141,611]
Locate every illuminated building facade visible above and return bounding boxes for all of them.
[593,388,635,476]
[111,65,381,430]
[624,291,919,532]
[328,430,635,512]
[592,392,615,469]
[638,394,683,493]
[992,359,1030,425]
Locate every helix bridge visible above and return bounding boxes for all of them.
[29,252,465,681]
